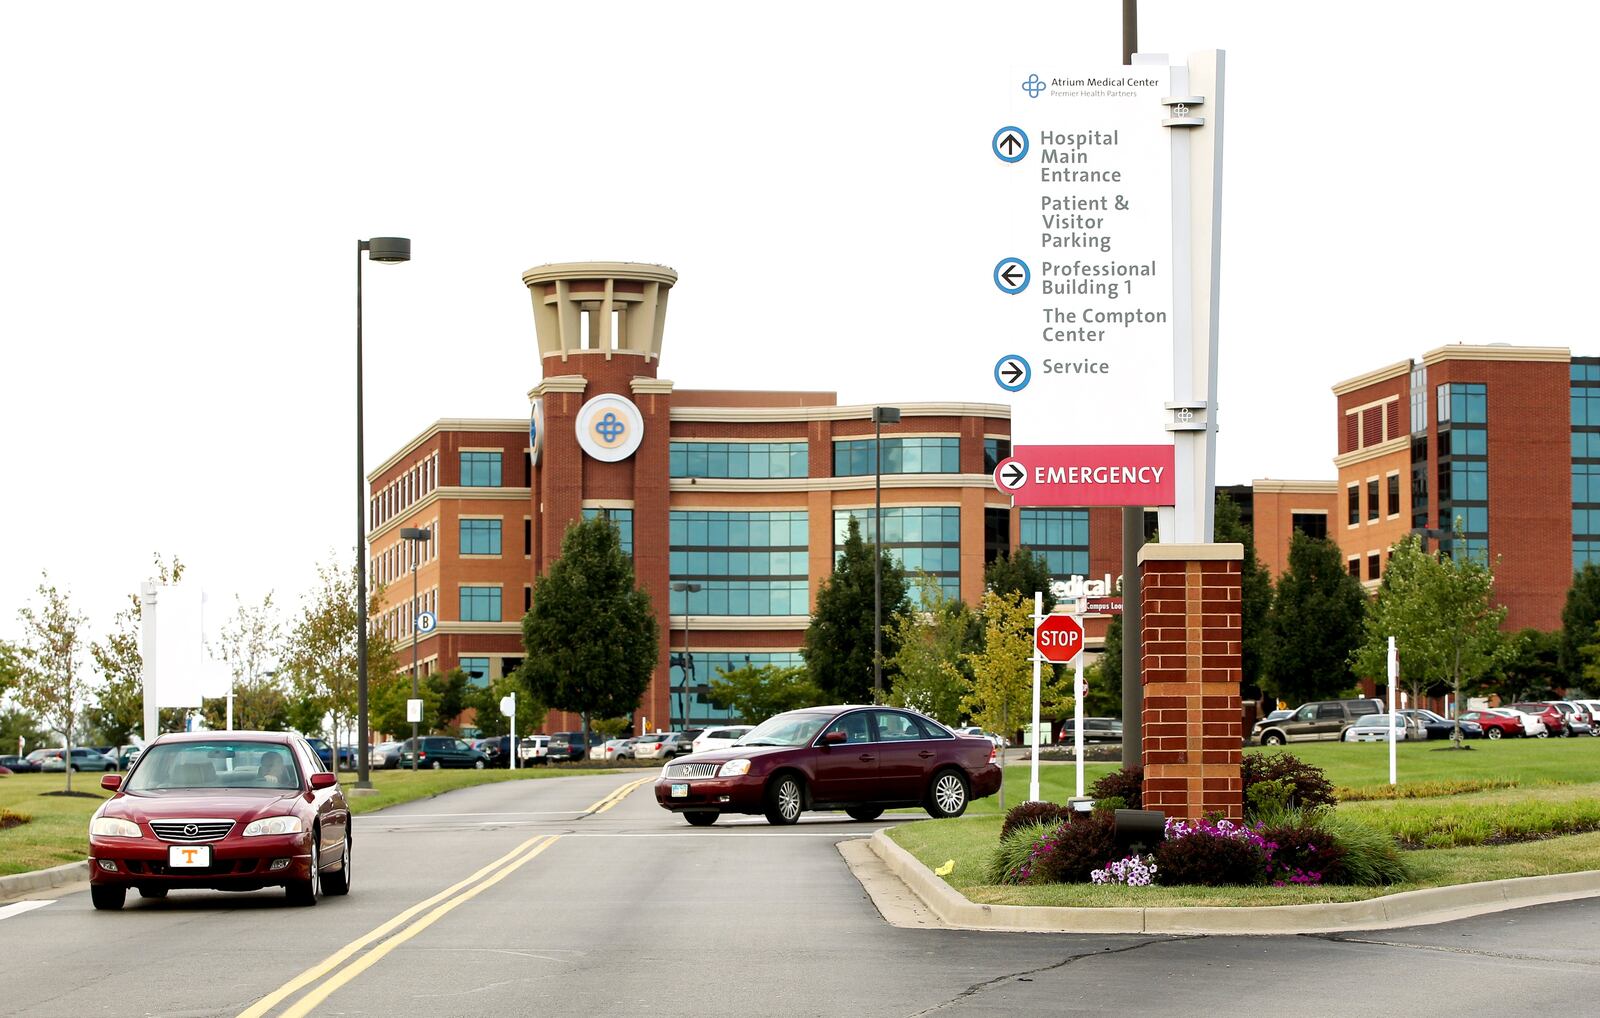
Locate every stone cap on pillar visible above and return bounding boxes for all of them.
[1136,543,1243,564]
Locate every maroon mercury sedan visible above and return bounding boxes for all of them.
[654,705,1002,826]
[88,731,351,910]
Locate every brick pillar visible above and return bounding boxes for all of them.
[1139,543,1243,821]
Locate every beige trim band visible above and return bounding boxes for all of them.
[1331,360,1412,397]
[1137,543,1244,564]
[369,488,533,543]
[369,420,526,481]
[1251,479,1337,494]
[1333,435,1409,470]
[1421,344,1569,367]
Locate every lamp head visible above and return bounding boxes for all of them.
[400,527,431,541]
[872,406,902,425]
[363,237,411,263]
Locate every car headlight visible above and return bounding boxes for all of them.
[242,815,305,837]
[717,759,751,777]
[89,816,141,838]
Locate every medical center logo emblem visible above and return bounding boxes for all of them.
[575,393,645,462]
[1021,74,1046,98]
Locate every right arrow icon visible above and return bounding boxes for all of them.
[994,354,1031,392]
[995,459,1028,492]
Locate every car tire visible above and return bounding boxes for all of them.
[764,774,804,826]
[474,759,486,769]
[323,835,352,896]
[1486,727,1502,740]
[70,765,80,773]
[1558,726,1571,738]
[431,760,443,769]
[1537,730,1549,738]
[926,769,969,819]
[91,884,126,911]
[1263,732,1285,746]
[286,841,320,907]
[683,812,718,827]
[845,806,884,822]
[137,885,167,899]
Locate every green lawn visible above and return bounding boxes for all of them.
[0,767,606,878]
[1248,736,1600,794]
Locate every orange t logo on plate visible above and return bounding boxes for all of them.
[183,849,197,864]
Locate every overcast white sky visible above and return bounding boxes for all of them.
[3,1,1596,639]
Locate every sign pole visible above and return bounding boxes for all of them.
[509,692,517,771]
[140,581,159,745]
[1029,591,1042,804]
[1075,625,1085,801]
[1387,636,1398,786]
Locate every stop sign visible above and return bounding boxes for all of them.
[1035,614,1084,663]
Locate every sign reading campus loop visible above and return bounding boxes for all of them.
[575,393,645,462]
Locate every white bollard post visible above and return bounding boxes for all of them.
[1029,591,1043,804]
[1074,642,1085,801]
[1387,636,1398,786]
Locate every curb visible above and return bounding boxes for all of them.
[866,828,1600,935]
[0,860,88,902]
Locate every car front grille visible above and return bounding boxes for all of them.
[664,763,719,779]
[150,820,236,843]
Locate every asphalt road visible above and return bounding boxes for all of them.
[2,771,1597,1017]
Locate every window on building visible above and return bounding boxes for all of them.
[669,441,808,479]
[458,657,491,688]
[459,587,501,622]
[1367,553,1381,580]
[1450,461,1487,501]
[1019,509,1090,584]
[983,438,1012,474]
[1367,479,1379,522]
[1387,473,1400,518]
[670,651,806,727]
[1347,484,1359,526]
[984,507,1011,564]
[834,507,960,601]
[524,586,532,612]
[460,451,502,487]
[524,518,532,555]
[833,437,960,476]
[671,511,809,616]
[459,519,502,555]
[1289,512,1328,540]
[582,507,634,556]
[1348,557,1361,578]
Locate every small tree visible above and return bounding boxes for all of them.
[1560,564,1600,678]
[885,574,977,726]
[984,549,1057,613]
[1266,533,1367,705]
[803,516,910,704]
[13,575,90,792]
[519,516,659,751]
[706,665,824,724]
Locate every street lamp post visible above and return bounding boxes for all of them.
[871,406,901,701]
[670,582,702,729]
[356,237,410,790]
[400,526,430,773]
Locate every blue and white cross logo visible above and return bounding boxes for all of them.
[1021,74,1046,98]
[595,412,626,444]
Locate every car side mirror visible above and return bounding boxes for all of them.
[101,774,121,791]
[309,773,337,790]
[821,731,848,746]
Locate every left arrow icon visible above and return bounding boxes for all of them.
[993,258,1030,294]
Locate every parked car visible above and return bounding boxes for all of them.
[654,705,1002,826]
[519,735,550,765]
[1575,700,1600,735]
[1058,717,1123,744]
[41,748,119,772]
[117,745,142,770]
[1398,709,1483,740]
[691,726,754,755]
[633,733,693,761]
[956,726,1007,751]
[1544,701,1595,737]
[0,754,40,773]
[1491,707,1548,737]
[1510,702,1569,737]
[1458,709,1526,739]
[1254,699,1384,745]
[87,731,350,910]
[476,735,521,767]
[614,736,643,760]
[368,741,403,770]
[304,738,359,771]
[547,732,591,763]
[397,736,489,769]
[589,739,631,761]
[1343,714,1426,742]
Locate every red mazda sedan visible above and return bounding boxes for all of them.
[88,731,351,910]
[653,705,1002,826]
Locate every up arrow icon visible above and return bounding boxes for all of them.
[992,125,1029,163]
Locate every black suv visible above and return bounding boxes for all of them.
[1254,699,1383,745]
[547,732,590,763]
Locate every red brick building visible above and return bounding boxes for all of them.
[369,262,1130,735]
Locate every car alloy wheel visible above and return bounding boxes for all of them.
[765,775,803,825]
[431,759,443,769]
[1486,727,1502,740]
[929,770,969,818]
[1264,733,1285,746]
[474,759,485,769]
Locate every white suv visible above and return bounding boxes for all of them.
[519,735,549,765]
[691,725,754,755]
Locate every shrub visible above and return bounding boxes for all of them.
[1000,800,1072,842]
[1242,752,1336,811]
[0,808,29,831]
[1322,814,1413,885]
[1093,795,1127,813]
[1258,819,1347,886]
[1245,778,1295,824]
[1089,765,1143,809]
[988,821,1062,885]
[1033,811,1119,883]
[1154,830,1265,886]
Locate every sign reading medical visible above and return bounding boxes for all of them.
[575,393,645,462]
[988,68,1173,449]
[995,444,1174,506]
[1035,613,1084,664]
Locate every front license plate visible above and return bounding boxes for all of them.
[670,783,689,798]
[168,845,212,868]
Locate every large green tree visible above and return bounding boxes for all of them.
[1354,535,1509,743]
[885,575,979,726]
[706,664,823,724]
[802,516,910,703]
[984,549,1058,613]
[1266,533,1367,706]
[1215,492,1274,701]
[1560,564,1600,678]
[519,516,659,749]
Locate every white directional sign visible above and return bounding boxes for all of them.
[415,611,437,635]
[985,66,1175,448]
[995,458,1028,492]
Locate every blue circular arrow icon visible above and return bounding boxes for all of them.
[993,258,1030,294]
[992,126,1029,163]
[994,354,1031,392]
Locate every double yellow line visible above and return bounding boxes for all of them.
[239,775,651,1017]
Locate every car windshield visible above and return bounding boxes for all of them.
[126,741,301,791]
[738,712,832,747]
